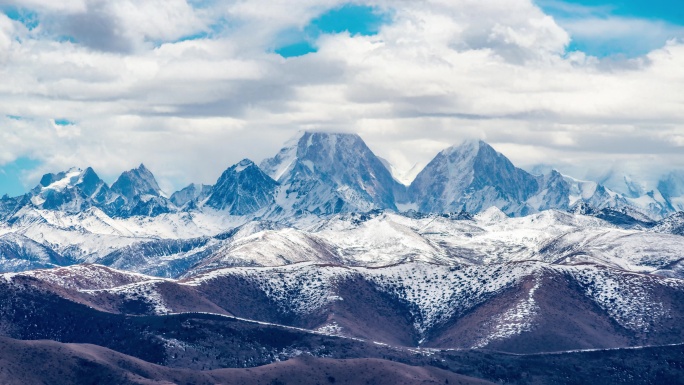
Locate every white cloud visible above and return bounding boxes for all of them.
[0,13,14,59]
[0,0,87,13]
[0,0,683,194]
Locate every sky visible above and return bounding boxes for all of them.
[0,0,683,196]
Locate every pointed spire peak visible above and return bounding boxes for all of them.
[111,163,162,200]
[77,166,104,184]
[80,166,102,180]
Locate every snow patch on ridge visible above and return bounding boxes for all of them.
[472,273,541,348]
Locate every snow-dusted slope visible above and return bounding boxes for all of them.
[652,211,684,236]
[177,209,684,278]
[3,257,684,352]
[184,260,684,350]
[7,259,680,352]
[4,207,247,271]
[1,206,683,279]
[0,232,74,272]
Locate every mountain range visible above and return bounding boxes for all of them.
[0,131,683,384]
[2,132,682,222]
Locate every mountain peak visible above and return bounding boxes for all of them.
[111,165,163,201]
[37,168,84,191]
[441,138,487,153]
[170,183,213,208]
[409,139,540,215]
[205,159,278,215]
[27,167,115,213]
[301,130,361,139]
[234,159,256,172]
[260,132,365,182]
[260,131,402,215]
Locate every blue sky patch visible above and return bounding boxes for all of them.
[274,4,391,58]
[54,118,74,126]
[555,0,684,25]
[310,4,391,36]
[538,0,684,57]
[2,6,39,30]
[275,41,318,58]
[0,157,41,198]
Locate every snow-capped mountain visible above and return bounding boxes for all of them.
[0,132,682,385]
[109,164,175,217]
[405,139,677,219]
[1,132,681,222]
[170,183,212,208]
[28,167,118,214]
[0,164,177,219]
[408,140,551,215]
[110,164,164,200]
[260,132,404,215]
[205,159,279,215]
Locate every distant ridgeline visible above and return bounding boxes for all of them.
[1,132,682,222]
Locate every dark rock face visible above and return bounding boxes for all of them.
[658,171,684,200]
[0,196,27,222]
[205,159,279,215]
[534,170,571,211]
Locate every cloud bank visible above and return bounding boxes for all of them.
[0,0,683,195]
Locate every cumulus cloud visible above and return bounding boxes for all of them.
[0,0,683,194]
